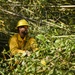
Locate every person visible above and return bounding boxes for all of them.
[9,19,38,56]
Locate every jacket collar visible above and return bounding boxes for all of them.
[17,33,26,41]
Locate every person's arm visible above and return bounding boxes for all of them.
[9,36,25,55]
[29,38,38,52]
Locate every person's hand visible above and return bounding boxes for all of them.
[22,52,27,57]
[26,51,31,56]
[21,51,31,57]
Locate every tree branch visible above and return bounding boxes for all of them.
[52,35,75,38]
[0,6,36,23]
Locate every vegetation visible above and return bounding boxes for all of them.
[0,0,75,75]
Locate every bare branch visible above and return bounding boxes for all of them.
[50,5,75,8]
[52,35,75,38]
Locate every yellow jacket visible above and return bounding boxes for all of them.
[9,33,38,55]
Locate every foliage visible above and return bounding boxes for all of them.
[1,33,75,75]
[0,0,75,75]
[0,22,75,75]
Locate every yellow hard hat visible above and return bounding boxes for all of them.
[16,19,29,28]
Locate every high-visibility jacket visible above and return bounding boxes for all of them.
[9,33,38,55]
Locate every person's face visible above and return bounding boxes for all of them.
[18,26,28,38]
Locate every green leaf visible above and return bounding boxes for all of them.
[36,34,46,41]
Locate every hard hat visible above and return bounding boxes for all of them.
[16,19,29,28]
